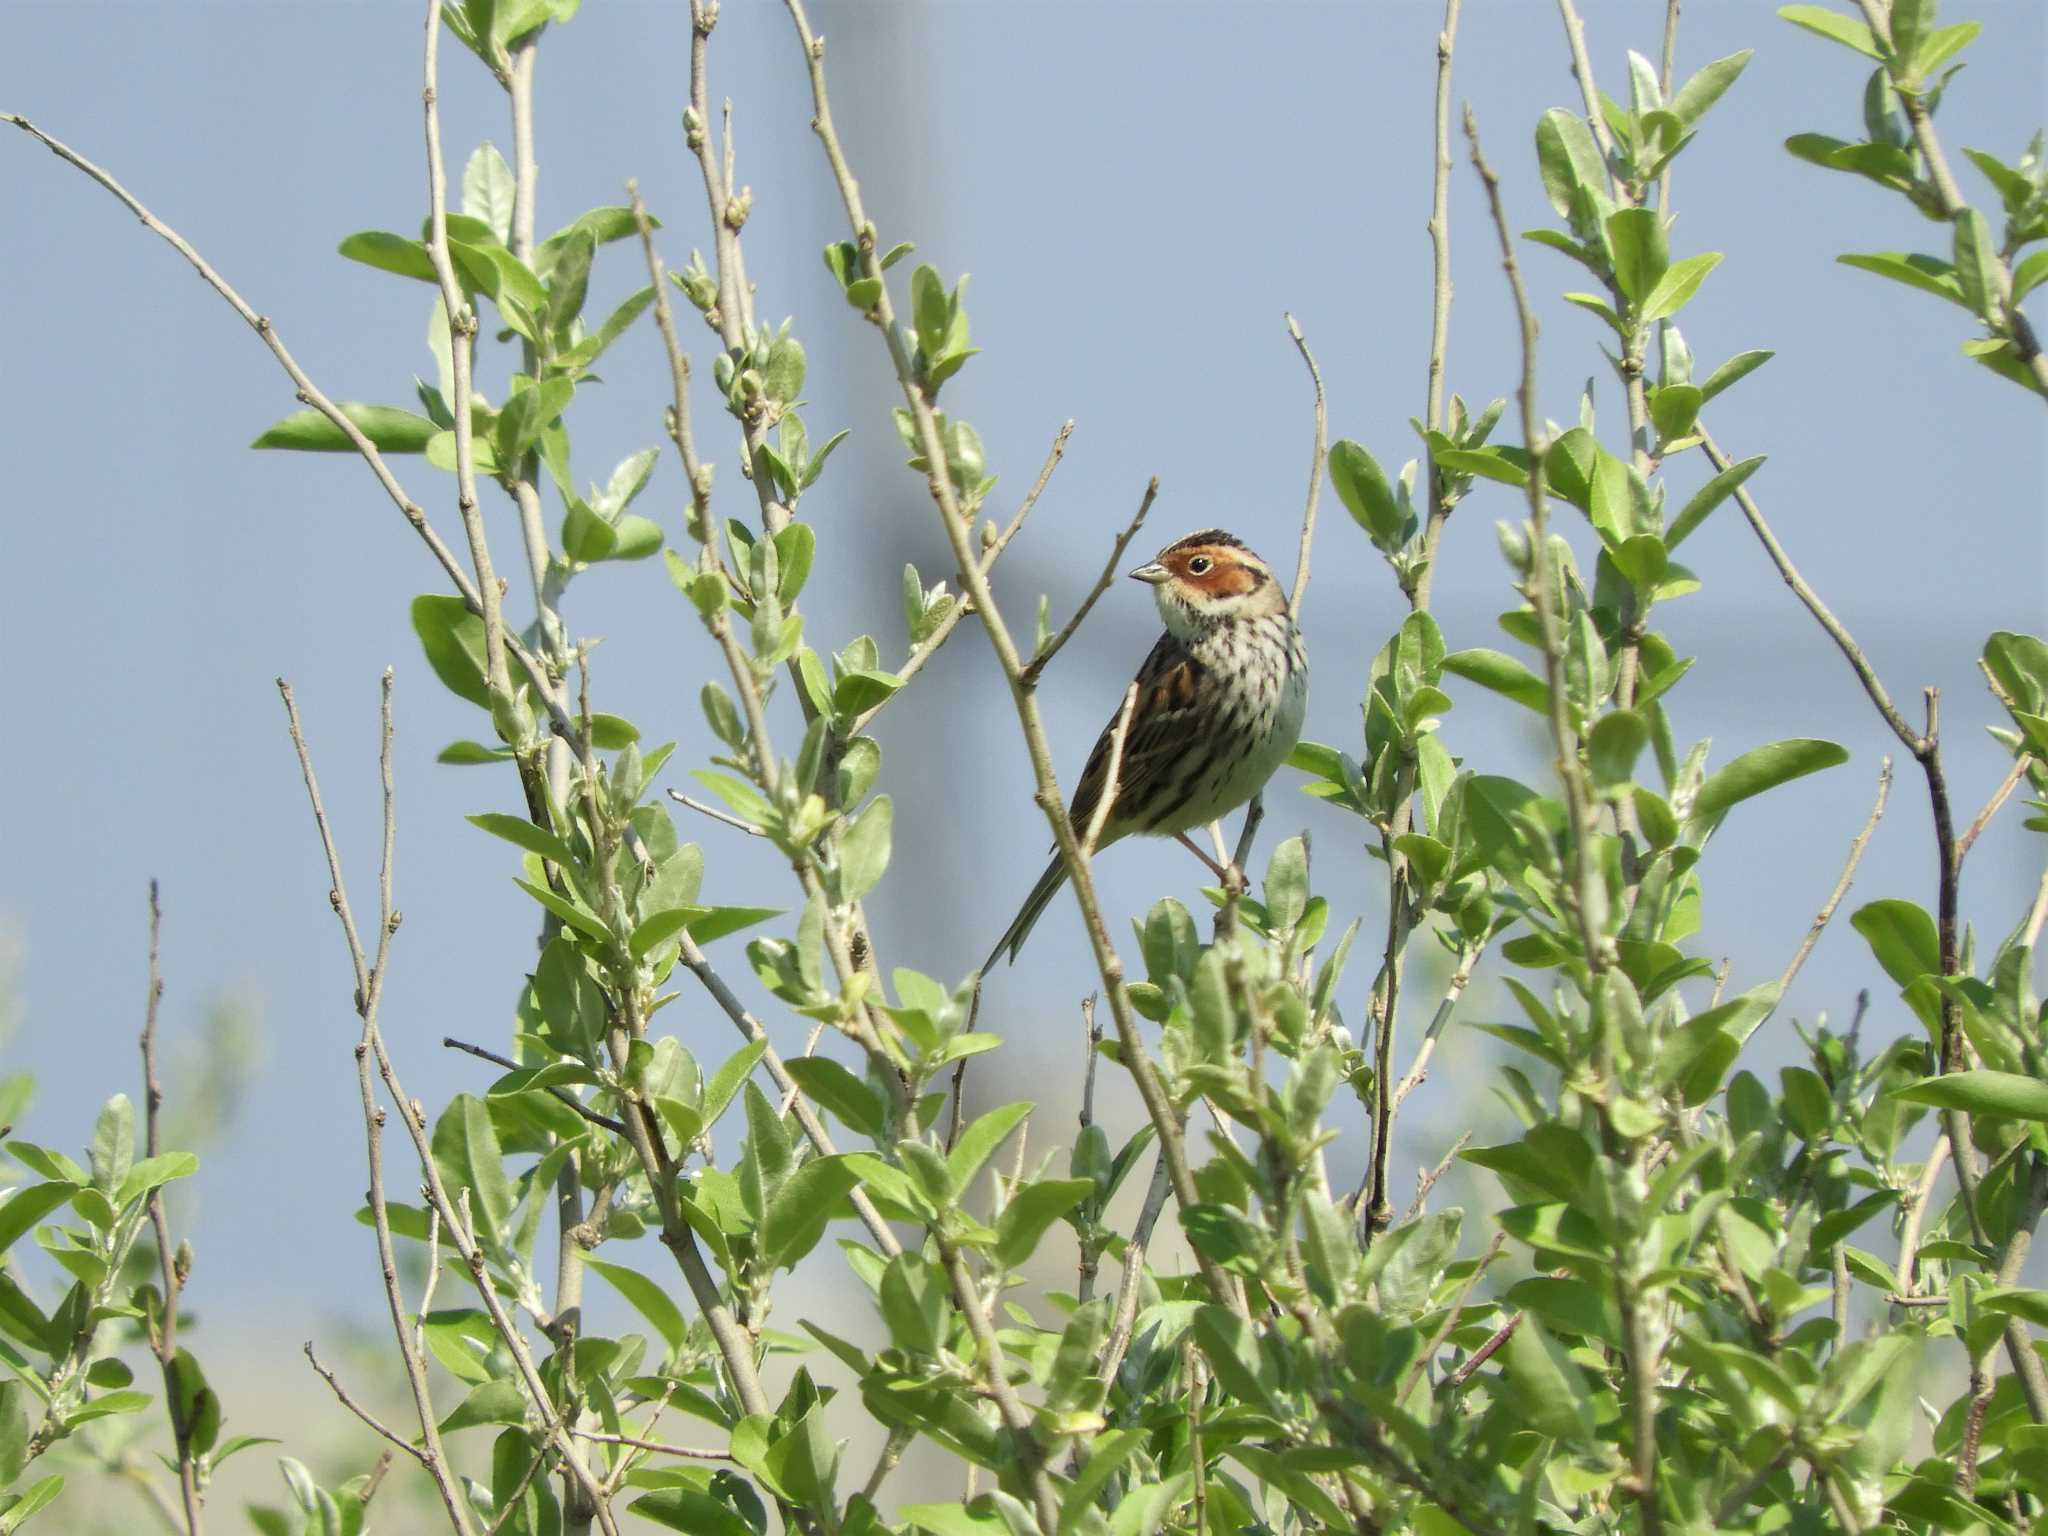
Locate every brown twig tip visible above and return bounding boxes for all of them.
[1284,312,1327,614]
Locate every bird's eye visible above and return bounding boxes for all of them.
[1187,556,1212,574]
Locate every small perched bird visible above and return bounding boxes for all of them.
[986,529,1308,968]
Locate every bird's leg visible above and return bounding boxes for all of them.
[1173,831,1233,885]
[1174,827,1247,895]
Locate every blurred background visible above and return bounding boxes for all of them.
[4,0,2044,1523]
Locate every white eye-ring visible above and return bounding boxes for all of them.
[1187,555,1212,574]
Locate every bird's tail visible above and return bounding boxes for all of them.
[982,855,1070,972]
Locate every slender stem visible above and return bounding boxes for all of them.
[1021,480,1157,686]
[1473,105,1657,1533]
[278,676,615,1535]
[1893,1132,1951,1300]
[574,1430,733,1461]
[277,676,476,1536]
[781,0,1244,1317]
[1778,757,1892,997]
[1955,753,2031,865]
[139,885,203,1536]
[422,0,511,700]
[941,1242,1062,1533]
[1390,942,1483,1113]
[1285,314,1327,615]
[1097,1153,1175,1392]
[304,1345,432,1469]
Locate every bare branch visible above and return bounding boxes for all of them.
[138,885,203,1536]
[1022,479,1158,686]
[666,789,769,838]
[1285,314,1327,614]
[574,1429,733,1461]
[1955,753,2032,866]
[304,1344,432,1470]
[1778,758,1892,997]
[442,1036,629,1137]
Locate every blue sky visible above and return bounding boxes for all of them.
[2,0,2043,1487]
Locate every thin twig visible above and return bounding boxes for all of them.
[1472,102,1660,1536]
[1402,1131,1473,1226]
[1398,1229,1501,1405]
[1097,1152,1175,1393]
[1778,757,1892,997]
[304,1344,431,1469]
[1700,428,1921,752]
[0,114,483,613]
[1412,0,1464,614]
[1021,479,1158,686]
[574,1429,734,1461]
[1447,1310,1523,1388]
[1389,939,1485,1113]
[861,420,1078,727]
[441,1036,629,1137]
[140,885,203,1536]
[1285,314,1327,615]
[666,790,769,837]
[278,677,615,1535]
[1955,753,2031,865]
[1082,684,1141,857]
[780,0,1244,1327]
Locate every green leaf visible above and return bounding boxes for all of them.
[1838,252,1971,309]
[631,1490,757,1536]
[1649,384,1702,442]
[338,230,437,283]
[467,811,576,869]
[113,1151,198,1208]
[1328,440,1405,552]
[1779,5,1884,58]
[89,1094,133,1196]
[1535,108,1611,219]
[461,142,516,244]
[1671,50,1753,125]
[513,877,611,944]
[1667,455,1764,549]
[1698,349,1774,402]
[0,1184,76,1255]
[947,1103,1032,1201]
[1587,711,1649,788]
[1690,738,1848,821]
[0,1382,26,1487]
[781,1056,886,1140]
[251,402,439,453]
[411,594,491,708]
[1951,209,2002,321]
[686,906,780,945]
[431,1095,514,1248]
[837,795,892,903]
[762,1155,860,1269]
[1851,898,1941,988]
[1443,649,1550,715]
[994,1178,1092,1270]
[1892,1069,2048,1121]
[1607,208,1669,306]
[493,377,574,463]
[1639,251,1722,324]
[438,1378,528,1434]
[1501,1313,1599,1449]
[703,1040,769,1133]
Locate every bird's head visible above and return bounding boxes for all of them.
[1128,530,1287,637]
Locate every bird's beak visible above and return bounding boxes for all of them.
[1127,561,1170,585]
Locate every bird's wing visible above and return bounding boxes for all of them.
[1065,631,1207,837]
